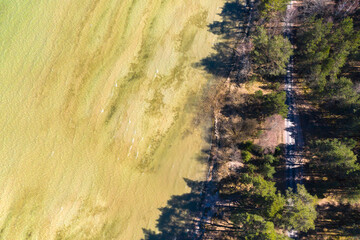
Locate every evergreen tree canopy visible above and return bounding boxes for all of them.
[283,185,317,232]
[309,138,360,201]
[298,17,360,92]
[310,138,359,179]
[252,26,293,77]
[259,0,289,19]
[231,213,289,240]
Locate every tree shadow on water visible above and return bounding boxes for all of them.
[142,179,208,240]
[142,2,255,239]
[208,0,248,38]
[194,0,251,78]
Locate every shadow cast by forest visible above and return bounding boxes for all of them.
[194,0,250,78]
[300,203,360,239]
[142,1,266,239]
[141,179,210,240]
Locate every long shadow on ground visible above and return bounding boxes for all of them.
[300,203,360,239]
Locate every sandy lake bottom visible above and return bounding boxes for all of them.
[0,0,224,239]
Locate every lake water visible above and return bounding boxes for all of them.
[0,0,223,239]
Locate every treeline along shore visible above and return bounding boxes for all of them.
[142,0,360,239]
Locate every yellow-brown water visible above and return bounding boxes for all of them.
[0,0,223,239]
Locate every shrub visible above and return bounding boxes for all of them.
[242,150,252,163]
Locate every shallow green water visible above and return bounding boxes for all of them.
[0,0,223,239]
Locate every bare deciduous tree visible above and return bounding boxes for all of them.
[335,0,359,17]
[234,41,252,80]
[284,7,299,24]
[302,0,334,17]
